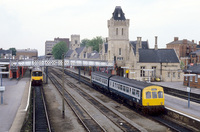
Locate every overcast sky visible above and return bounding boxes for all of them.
[1,0,200,56]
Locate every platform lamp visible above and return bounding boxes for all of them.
[184,70,195,108]
[62,54,65,118]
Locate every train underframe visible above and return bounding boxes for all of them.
[92,83,165,114]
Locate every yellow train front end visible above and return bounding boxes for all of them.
[142,86,165,113]
[31,70,43,86]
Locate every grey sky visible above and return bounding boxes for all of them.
[0,0,200,55]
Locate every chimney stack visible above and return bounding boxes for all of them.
[183,39,187,44]
[199,41,200,45]
[155,36,158,50]
[192,40,194,43]
[174,37,179,41]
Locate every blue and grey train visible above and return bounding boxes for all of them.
[91,71,165,113]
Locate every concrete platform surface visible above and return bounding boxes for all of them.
[0,78,30,132]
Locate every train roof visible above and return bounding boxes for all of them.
[91,71,112,78]
[110,76,153,90]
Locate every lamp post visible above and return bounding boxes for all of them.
[62,54,65,118]
[184,71,195,108]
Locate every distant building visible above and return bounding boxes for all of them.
[166,37,198,67]
[45,37,70,58]
[183,64,200,88]
[0,49,12,59]
[16,49,38,60]
[100,6,183,82]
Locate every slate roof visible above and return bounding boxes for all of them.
[190,50,200,56]
[185,64,200,74]
[65,49,74,57]
[139,49,179,63]
[112,6,126,20]
[88,51,100,59]
[196,45,200,49]
[130,41,149,54]
[75,46,85,54]
[0,50,12,54]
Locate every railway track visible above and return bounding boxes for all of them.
[48,72,106,132]
[50,68,142,132]
[55,68,196,132]
[33,86,51,132]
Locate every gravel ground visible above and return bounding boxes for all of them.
[43,72,170,132]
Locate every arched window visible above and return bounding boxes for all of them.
[116,28,118,35]
[122,28,123,35]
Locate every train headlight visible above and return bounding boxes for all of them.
[147,102,149,106]
[161,102,163,105]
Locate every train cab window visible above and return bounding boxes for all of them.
[158,91,163,98]
[146,92,151,99]
[32,72,42,76]
[152,92,157,98]
[132,89,135,95]
[123,86,125,91]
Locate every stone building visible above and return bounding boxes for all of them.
[101,6,183,82]
[16,49,38,60]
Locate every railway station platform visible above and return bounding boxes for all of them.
[63,67,200,121]
[0,71,31,132]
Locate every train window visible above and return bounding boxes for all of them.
[123,86,125,91]
[152,92,157,98]
[132,89,135,95]
[158,91,163,98]
[120,85,122,90]
[146,92,151,99]
[126,87,129,93]
[136,90,139,97]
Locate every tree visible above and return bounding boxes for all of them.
[9,48,16,56]
[52,41,68,59]
[81,36,103,52]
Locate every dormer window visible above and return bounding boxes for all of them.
[118,13,120,17]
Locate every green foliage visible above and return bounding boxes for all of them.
[52,41,68,59]
[180,61,185,69]
[81,36,103,52]
[9,48,16,56]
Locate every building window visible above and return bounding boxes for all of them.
[152,66,156,77]
[178,73,180,79]
[122,28,123,35]
[119,48,121,55]
[190,76,193,82]
[195,75,198,82]
[118,13,120,17]
[185,76,187,81]
[140,66,145,77]
[168,72,170,78]
[116,28,118,35]
[173,72,175,78]
[75,40,77,44]
[117,57,123,60]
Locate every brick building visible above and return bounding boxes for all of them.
[183,64,200,88]
[166,37,197,67]
[16,49,38,60]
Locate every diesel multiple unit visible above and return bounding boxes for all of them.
[91,71,165,113]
